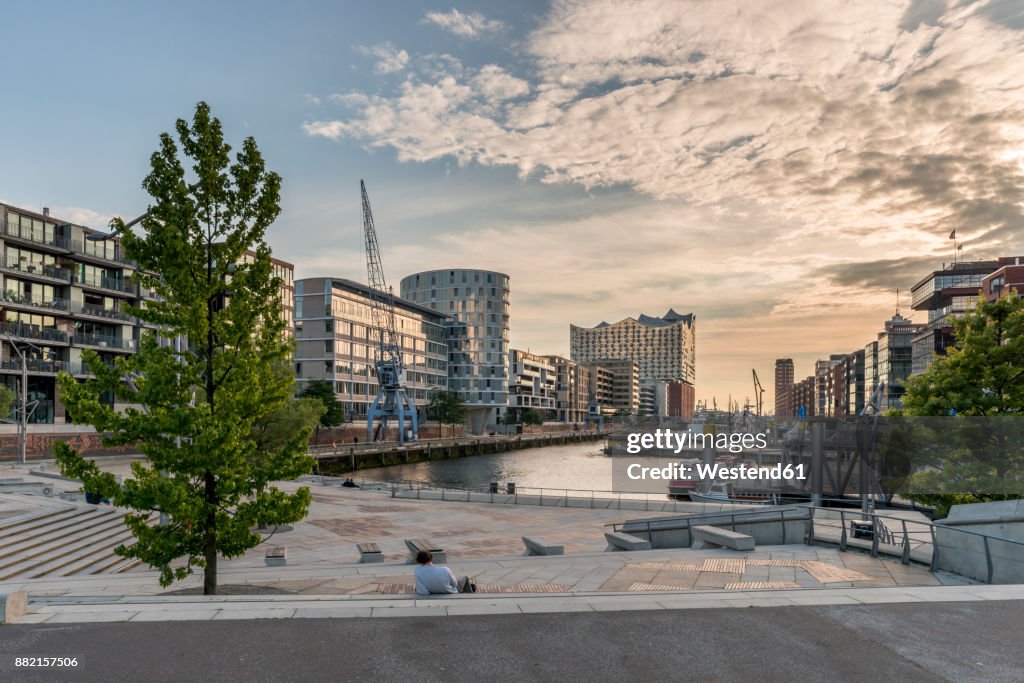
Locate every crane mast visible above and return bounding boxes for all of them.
[361,180,418,444]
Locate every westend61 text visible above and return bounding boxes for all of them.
[627,462,807,481]
[626,429,768,454]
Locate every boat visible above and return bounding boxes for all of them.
[687,481,778,505]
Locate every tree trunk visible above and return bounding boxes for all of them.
[203,469,217,595]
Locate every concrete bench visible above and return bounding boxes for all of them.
[604,531,652,552]
[0,480,55,496]
[357,542,384,564]
[405,538,447,564]
[690,525,755,551]
[265,546,287,567]
[522,536,564,556]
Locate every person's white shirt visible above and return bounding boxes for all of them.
[414,564,459,595]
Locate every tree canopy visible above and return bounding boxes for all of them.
[55,102,314,594]
[300,379,345,428]
[428,389,465,436]
[897,292,1024,515]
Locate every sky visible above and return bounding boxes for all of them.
[2,0,1024,409]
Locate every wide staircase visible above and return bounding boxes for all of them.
[0,501,149,581]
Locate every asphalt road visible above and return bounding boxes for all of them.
[2,602,1022,682]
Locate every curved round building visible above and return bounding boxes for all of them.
[400,269,510,433]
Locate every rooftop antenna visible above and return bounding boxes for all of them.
[895,288,900,316]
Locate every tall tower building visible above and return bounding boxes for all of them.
[400,269,510,433]
[774,358,794,420]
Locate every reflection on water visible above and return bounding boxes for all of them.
[360,442,617,492]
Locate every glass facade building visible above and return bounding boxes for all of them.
[294,277,449,418]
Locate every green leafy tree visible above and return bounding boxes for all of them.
[0,384,14,420]
[521,408,543,426]
[54,102,314,594]
[897,292,1024,515]
[428,389,466,437]
[300,379,345,443]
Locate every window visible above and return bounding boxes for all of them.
[325,339,334,353]
[325,319,333,333]
[295,363,302,375]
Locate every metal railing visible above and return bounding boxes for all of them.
[0,320,69,343]
[0,257,72,282]
[72,272,137,295]
[0,358,67,374]
[69,301,135,322]
[0,290,70,311]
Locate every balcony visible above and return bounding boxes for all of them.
[70,301,135,323]
[72,332,136,352]
[72,272,137,296]
[0,358,67,374]
[70,239,136,267]
[0,320,70,344]
[0,219,71,251]
[0,257,73,283]
[0,290,71,313]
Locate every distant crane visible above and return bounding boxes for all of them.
[752,369,765,418]
[361,180,418,444]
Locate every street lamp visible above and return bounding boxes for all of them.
[2,332,42,465]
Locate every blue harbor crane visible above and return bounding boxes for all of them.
[361,180,418,444]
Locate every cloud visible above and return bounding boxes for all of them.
[356,42,409,74]
[423,8,504,38]
[303,0,1024,404]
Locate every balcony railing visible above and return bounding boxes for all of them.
[71,333,136,351]
[0,290,70,312]
[72,272,137,295]
[70,301,135,323]
[70,239,136,266]
[0,219,71,250]
[0,257,73,282]
[0,320,69,343]
[0,358,66,373]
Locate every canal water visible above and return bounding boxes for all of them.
[359,441,618,493]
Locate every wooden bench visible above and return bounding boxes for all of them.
[604,531,652,552]
[690,525,755,551]
[522,536,564,556]
[264,546,288,567]
[405,538,447,564]
[357,542,384,564]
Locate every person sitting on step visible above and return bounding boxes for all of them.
[413,550,475,595]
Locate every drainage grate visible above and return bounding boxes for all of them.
[698,558,746,574]
[723,581,801,590]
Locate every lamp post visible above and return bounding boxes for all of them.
[2,332,42,465]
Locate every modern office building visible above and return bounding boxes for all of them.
[0,202,153,424]
[239,250,295,334]
[844,349,866,416]
[873,313,925,410]
[570,308,696,418]
[508,349,556,421]
[639,379,669,417]
[400,269,510,433]
[293,277,449,419]
[910,260,1000,376]
[774,358,794,421]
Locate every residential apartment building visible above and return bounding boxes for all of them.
[508,349,556,420]
[545,355,590,424]
[581,362,616,415]
[0,203,149,424]
[570,308,696,418]
[774,358,794,420]
[401,269,510,432]
[293,277,449,418]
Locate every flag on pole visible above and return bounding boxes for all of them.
[949,229,956,239]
